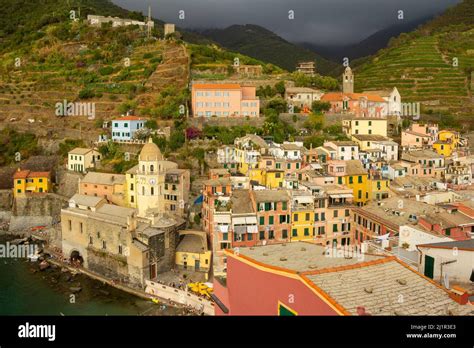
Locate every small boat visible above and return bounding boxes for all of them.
[151,298,160,304]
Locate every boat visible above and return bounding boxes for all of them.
[151,298,160,304]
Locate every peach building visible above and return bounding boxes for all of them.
[191,83,260,118]
[401,123,438,149]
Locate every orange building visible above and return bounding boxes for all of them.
[191,83,260,118]
[321,93,386,118]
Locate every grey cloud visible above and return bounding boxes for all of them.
[112,0,461,45]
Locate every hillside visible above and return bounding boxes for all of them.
[303,16,432,62]
[0,0,287,145]
[355,0,474,116]
[199,24,339,76]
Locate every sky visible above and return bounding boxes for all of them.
[112,0,462,45]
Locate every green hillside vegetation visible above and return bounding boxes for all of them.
[355,0,474,116]
[189,43,284,78]
[200,25,339,76]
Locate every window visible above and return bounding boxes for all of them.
[358,176,363,183]
[282,229,288,239]
[118,245,123,254]
[282,201,287,210]
[80,223,83,234]
[333,224,338,232]
[68,220,72,231]
[345,209,350,217]
[259,216,265,225]
[247,233,253,241]
[321,213,326,221]
[445,228,451,236]
[269,231,274,239]
[292,229,297,237]
[338,177,343,185]
[315,213,319,221]
[304,228,309,236]
[293,214,298,222]
[334,210,338,218]
[102,241,106,250]
[222,233,228,241]
[349,176,353,184]
[259,231,265,240]
[269,216,274,225]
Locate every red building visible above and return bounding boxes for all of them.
[213,242,471,315]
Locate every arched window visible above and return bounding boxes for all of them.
[150,165,154,172]
[142,165,145,173]
[151,187,155,195]
[142,187,145,195]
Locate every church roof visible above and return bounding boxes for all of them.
[139,138,163,162]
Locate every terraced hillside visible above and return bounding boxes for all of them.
[0,18,191,143]
[355,0,474,116]
[355,35,472,114]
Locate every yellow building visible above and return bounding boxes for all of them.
[290,192,314,241]
[368,177,390,201]
[433,140,455,157]
[248,168,284,189]
[175,231,211,278]
[342,118,387,137]
[13,169,51,197]
[438,130,460,147]
[337,160,369,205]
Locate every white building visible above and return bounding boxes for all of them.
[285,87,323,109]
[323,141,359,161]
[364,87,401,116]
[417,240,474,286]
[372,140,399,161]
[68,148,101,173]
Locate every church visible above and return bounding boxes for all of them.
[125,138,190,219]
[321,66,402,118]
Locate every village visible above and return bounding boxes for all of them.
[0,10,473,318]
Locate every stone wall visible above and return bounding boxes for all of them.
[0,190,12,210]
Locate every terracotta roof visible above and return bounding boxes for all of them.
[306,258,472,316]
[193,83,242,90]
[13,170,50,179]
[321,93,386,103]
[114,116,145,121]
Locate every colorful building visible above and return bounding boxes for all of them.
[112,116,146,142]
[68,148,101,173]
[290,191,315,241]
[251,190,291,244]
[212,243,471,315]
[342,118,388,137]
[13,169,51,197]
[191,83,260,118]
[175,231,212,277]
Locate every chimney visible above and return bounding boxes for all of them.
[449,286,469,305]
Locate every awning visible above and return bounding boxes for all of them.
[329,193,353,199]
[214,215,231,223]
[232,217,247,225]
[247,225,258,233]
[245,216,257,224]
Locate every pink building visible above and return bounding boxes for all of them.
[401,123,438,149]
[191,83,260,118]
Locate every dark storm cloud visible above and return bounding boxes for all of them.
[112,0,461,45]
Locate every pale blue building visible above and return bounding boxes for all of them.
[112,116,146,141]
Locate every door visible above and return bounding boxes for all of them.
[424,255,434,279]
[195,260,200,271]
[149,263,156,280]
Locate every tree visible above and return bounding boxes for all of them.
[311,101,331,114]
[274,81,286,96]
